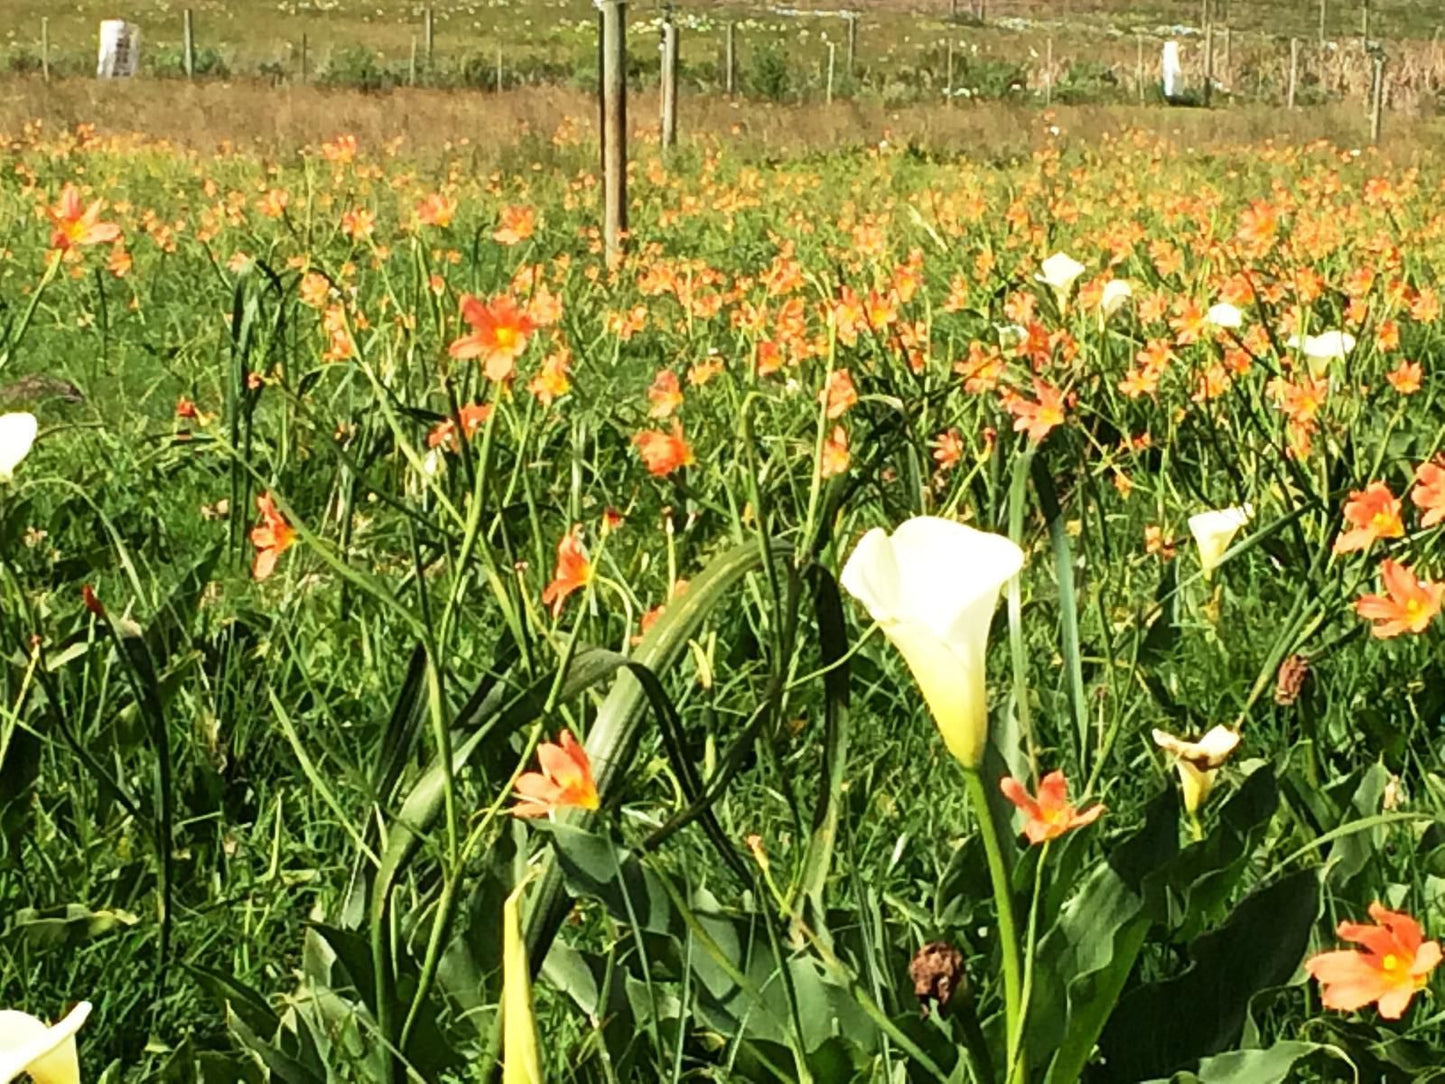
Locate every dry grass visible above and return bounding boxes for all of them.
[1,72,1439,162]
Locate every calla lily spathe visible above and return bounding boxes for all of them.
[1100,280,1133,318]
[1152,725,1239,816]
[1287,330,1355,361]
[1206,302,1244,329]
[0,1002,91,1084]
[1187,504,1252,578]
[1036,253,1086,306]
[0,412,38,484]
[840,517,1024,769]
[501,880,542,1083]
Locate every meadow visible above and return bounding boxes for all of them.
[2,43,1445,1084]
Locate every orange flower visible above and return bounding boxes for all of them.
[1385,359,1422,395]
[340,207,375,241]
[1007,378,1067,443]
[1355,559,1443,638]
[540,526,592,616]
[416,192,457,228]
[932,429,964,471]
[1305,902,1441,1019]
[47,184,121,251]
[647,370,684,418]
[176,396,199,420]
[427,402,492,452]
[999,770,1104,845]
[450,294,536,379]
[1334,482,1405,554]
[494,205,536,246]
[249,492,296,581]
[511,730,600,817]
[528,347,572,406]
[820,425,850,478]
[823,368,859,419]
[1411,460,1445,528]
[634,421,694,477]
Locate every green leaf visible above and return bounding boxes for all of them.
[1147,1040,1348,1083]
[1096,867,1322,1082]
[10,903,139,947]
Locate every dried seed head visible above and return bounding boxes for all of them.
[1275,653,1311,706]
[910,941,967,1017]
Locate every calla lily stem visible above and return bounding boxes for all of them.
[962,767,1025,1083]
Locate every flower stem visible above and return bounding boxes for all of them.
[963,766,1025,1081]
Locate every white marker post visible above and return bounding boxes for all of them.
[97,20,141,78]
[1161,40,1183,100]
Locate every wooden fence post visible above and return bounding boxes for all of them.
[947,37,955,104]
[1044,36,1053,105]
[1319,0,1326,44]
[1223,25,1231,89]
[300,33,308,84]
[1136,33,1144,102]
[826,40,836,103]
[184,9,195,79]
[725,21,736,95]
[1361,0,1370,44]
[600,0,628,260]
[1369,53,1384,143]
[1202,8,1214,106]
[409,36,418,85]
[846,13,858,77]
[496,42,504,91]
[660,12,678,149]
[41,17,49,82]
[1288,36,1299,107]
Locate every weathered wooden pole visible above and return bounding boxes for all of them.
[496,42,504,90]
[660,12,678,149]
[1136,33,1144,102]
[409,36,418,85]
[300,33,309,83]
[725,21,736,94]
[846,13,858,76]
[1288,36,1299,107]
[41,17,50,82]
[1361,0,1370,44]
[1202,12,1214,106]
[1318,0,1326,44]
[1369,53,1384,143]
[946,38,955,104]
[1044,36,1053,105]
[184,9,195,79]
[826,40,836,103]
[600,0,628,260]
[424,4,435,72]
[1223,25,1231,89]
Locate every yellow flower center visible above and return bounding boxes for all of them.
[1404,598,1424,622]
[494,326,517,350]
[1381,953,1401,973]
[1371,512,1400,535]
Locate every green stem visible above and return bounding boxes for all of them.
[962,767,1023,1080]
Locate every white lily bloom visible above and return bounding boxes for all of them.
[1286,330,1355,360]
[1152,725,1240,815]
[841,517,1024,769]
[1187,504,1252,579]
[1205,302,1244,329]
[1100,279,1133,318]
[0,412,39,484]
[1036,252,1086,301]
[0,1002,91,1084]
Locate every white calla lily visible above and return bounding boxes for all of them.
[1187,504,1252,579]
[1036,252,1086,305]
[1286,330,1355,360]
[841,517,1024,769]
[1205,302,1244,329]
[0,1002,91,1084]
[1100,279,1133,318]
[1152,725,1240,816]
[0,412,39,484]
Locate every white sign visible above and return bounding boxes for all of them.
[97,20,141,78]
[1161,40,1183,100]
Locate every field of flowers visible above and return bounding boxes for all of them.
[2,115,1444,1082]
